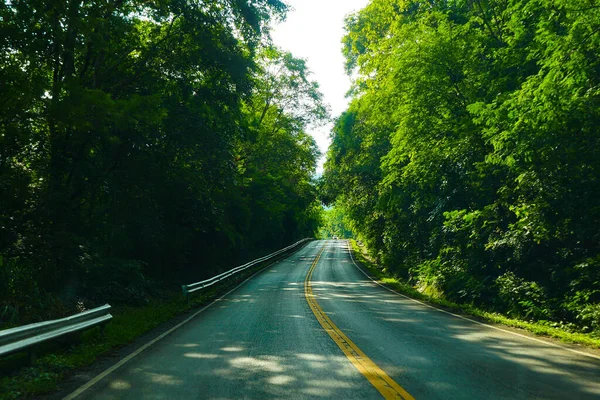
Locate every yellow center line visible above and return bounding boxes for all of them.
[304,244,415,400]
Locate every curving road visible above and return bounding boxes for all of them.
[67,240,600,399]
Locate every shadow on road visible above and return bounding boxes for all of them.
[311,241,600,400]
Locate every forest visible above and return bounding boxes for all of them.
[322,0,600,333]
[2,0,600,338]
[0,0,327,325]
[317,206,354,239]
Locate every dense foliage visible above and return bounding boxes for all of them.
[323,0,600,332]
[317,206,354,239]
[0,0,326,324]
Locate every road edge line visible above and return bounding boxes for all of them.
[345,240,600,362]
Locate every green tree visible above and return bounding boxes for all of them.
[324,0,600,329]
[317,205,354,239]
[235,46,328,251]
[0,0,328,323]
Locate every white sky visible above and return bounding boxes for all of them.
[270,0,370,174]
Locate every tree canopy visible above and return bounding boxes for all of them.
[323,0,600,331]
[317,205,354,240]
[0,0,327,323]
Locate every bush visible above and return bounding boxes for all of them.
[495,272,551,320]
[83,258,151,306]
[577,304,600,334]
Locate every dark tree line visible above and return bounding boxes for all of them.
[0,0,327,323]
[323,0,600,332]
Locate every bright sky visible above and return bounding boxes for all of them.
[270,0,370,174]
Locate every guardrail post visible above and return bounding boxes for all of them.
[182,285,190,306]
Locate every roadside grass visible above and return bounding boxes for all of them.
[0,294,193,400]
[0,250,297,400]
[348,240,600,350]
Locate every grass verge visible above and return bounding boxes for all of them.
[0,293,200,400]
[348,239,600,349]
[0,246,303,400]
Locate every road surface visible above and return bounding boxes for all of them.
[67,240,600,399]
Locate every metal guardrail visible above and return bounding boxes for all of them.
[182,238,312,299]
[0,304,112,361]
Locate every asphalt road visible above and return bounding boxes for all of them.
[68,240,600,399]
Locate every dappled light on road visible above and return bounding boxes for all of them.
[108,380,131,390]
[309,240,600,399]
[183,353,219,359]
[96,343,366,399]
[72,241,600,400]
[79,242,381,399]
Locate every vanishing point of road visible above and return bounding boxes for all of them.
[64,240,600,399]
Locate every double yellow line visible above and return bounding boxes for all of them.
[304,245,414,400]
